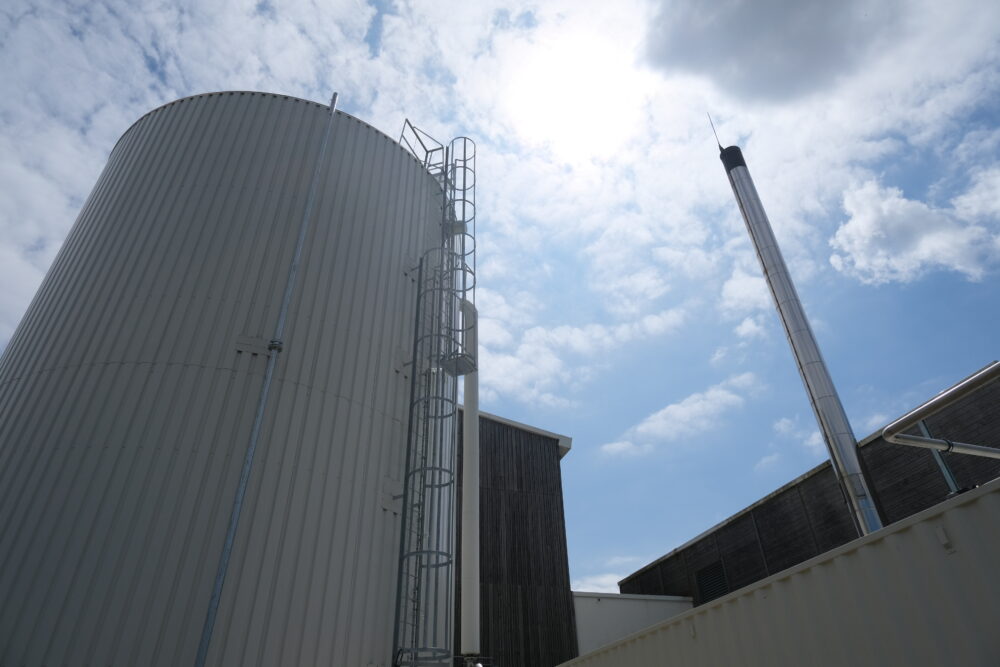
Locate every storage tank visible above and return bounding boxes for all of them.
[0,91,441,666]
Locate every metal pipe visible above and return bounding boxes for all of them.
[195,92,340,667]
[720,145,883,536]
[392,258,425,666]
[882,361,999,439]
[884,432,1000,460]
[459,300,480,657]
[881,361,1000,460]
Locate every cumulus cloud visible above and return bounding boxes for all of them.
[803,430,825,458]
[952,167,1000,221]
[719,267,770,316]
[599,440,652,456]
[583,216,675,317]
[773,417,796,436]
[830,180,998,284]
[653,246,717,281]
[708,290,770,368]
[604,555,646,567]
[734,316,766,339]
[633,372,758,440]
[709,347,729,367]
[645,0,902,101]
[601,373,760,456]
[861,412,890,433]
[754,451,781,471]
[480,306,686,407]
[525,309,686,355]
[773,416,826,459]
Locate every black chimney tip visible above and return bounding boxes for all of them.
[720,146,746,173]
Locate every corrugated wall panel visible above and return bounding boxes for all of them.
[0,91,439,666]
[562,476,1000,667]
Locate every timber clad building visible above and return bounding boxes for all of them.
[455,412,579,667]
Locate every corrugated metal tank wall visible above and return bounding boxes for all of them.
[0,91,440,666]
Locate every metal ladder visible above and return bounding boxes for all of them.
[393,124,477,666]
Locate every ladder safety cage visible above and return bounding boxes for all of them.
[393,129,478,667]
[442,137,477,374]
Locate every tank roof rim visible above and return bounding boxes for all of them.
[110,91,422,168]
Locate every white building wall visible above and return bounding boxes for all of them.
[562,476,1000,667]
[573,592,692,654]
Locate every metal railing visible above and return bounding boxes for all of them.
[401,119,445,177]
[882,361,1000,460]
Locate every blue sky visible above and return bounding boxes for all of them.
[2,0,998,593]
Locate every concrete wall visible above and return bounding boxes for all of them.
[563,476,1000,667]
[0,92,440,666]
[573,592,691,655]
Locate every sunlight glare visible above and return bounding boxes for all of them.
[500,28,650,164]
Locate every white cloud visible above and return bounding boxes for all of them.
[734,316,766,339]
[604,555,646,567]
[803,431,825,458]
[653,246,717,281]
[952,167,1000,221]
[632,372,758,441]
[479,306,685,407]
[773,417,796,436]
[862,412,890,433]
[719,268,771,316]
[476,303,687,408]
[599,441,652,457]
[478,317,514,349]
[830,180,998,284]
[773,416,828,459]
[478,338,574,409]
[583,216,674,317]
[571,573,623,594]
[601,373,760,456]
[754,452,781,471]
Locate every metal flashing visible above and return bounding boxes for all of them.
[459,406,573,458]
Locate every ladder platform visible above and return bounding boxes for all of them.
[442,219,467,235]
[438,353,476,376]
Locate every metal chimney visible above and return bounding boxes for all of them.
[719,145,883,536]
[460,300,480,659]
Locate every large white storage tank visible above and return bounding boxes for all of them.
[0,91,441,666]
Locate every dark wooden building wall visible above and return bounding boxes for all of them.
[620,376,1000,604]
[454,414,578,666]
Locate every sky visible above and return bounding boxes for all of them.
[2,0,999,594]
